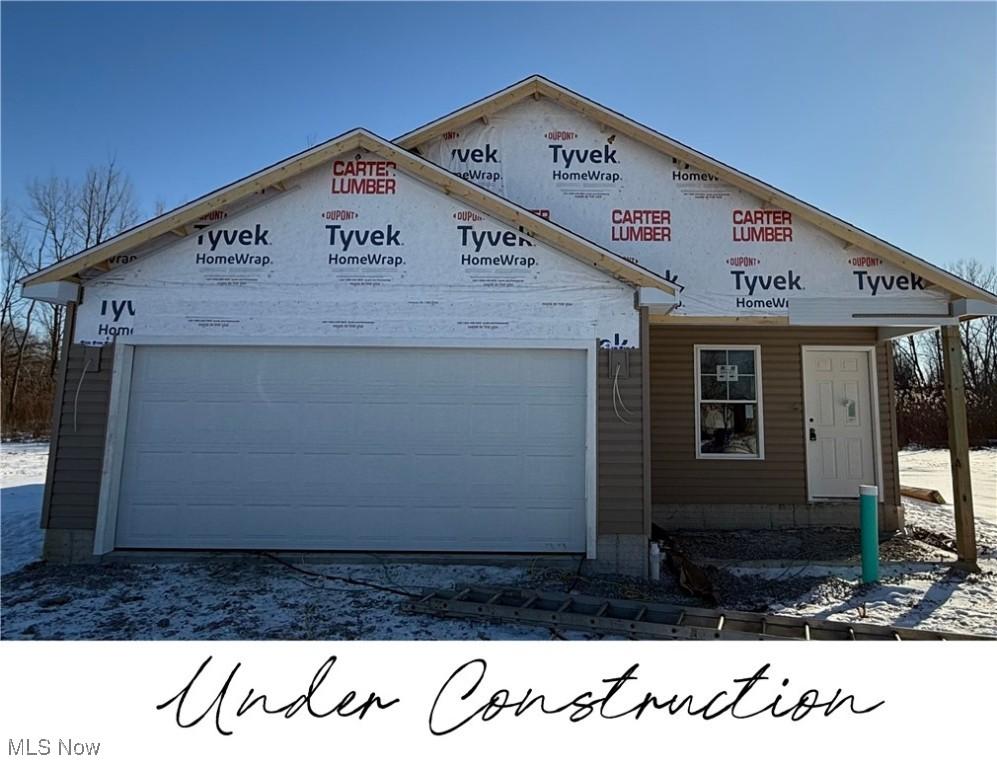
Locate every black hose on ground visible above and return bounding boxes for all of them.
[258,552,421,599]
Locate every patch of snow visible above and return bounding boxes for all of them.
[731,494,997,637]
[899,447,996,522]
[0,558,601,640]
[1,442,49,575]
[902,496,997,553]
[768,567,997,638]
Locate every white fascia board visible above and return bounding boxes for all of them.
[789,297,956,327]
[638,287,679,312]
[21,280,80,305]
[950,299,997,319]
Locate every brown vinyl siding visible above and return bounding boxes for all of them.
[597,346,645,536]
[648,325,899,508]
[43,323,896,540]
[42,304,113,531]
[880,341,903,508]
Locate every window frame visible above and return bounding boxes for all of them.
[693,344,765,461]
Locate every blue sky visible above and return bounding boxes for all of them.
[2,1,994,268]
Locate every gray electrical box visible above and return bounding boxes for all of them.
[608,348,630,379]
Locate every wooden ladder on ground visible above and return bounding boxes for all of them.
[405,586,989,641]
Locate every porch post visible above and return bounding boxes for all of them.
[940,323,978,568]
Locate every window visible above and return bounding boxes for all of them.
[694,345,763,459]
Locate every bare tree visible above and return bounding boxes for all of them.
[1,210,38,422]
[26,176,78,379]
[2,162,140,437]
[74,158,138,249]
[24,162,139,380]
[893,258,997,447]
[1,205,28,333]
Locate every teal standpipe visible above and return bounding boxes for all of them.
[859,485,879,583]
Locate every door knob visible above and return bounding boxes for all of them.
[809,427,817,442]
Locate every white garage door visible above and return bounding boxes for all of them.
[113,346,588,552]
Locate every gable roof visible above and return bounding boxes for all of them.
[20,128,678,295]
[396,75,996,304]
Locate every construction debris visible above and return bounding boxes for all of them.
[902,485,947,504]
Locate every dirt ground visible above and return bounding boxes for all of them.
[3,443,995,640]
[4,518,991,640]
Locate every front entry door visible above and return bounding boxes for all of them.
[802,348,876,499]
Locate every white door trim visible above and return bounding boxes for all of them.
[93,336,600,559]
[801,345,883,502]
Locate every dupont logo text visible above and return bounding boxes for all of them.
[544,130,577,141]
[848,255,882,267]
[192,209,228,231]
[727,256,761,267]
[321,210,359,221]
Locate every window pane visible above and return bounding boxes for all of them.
[700,376,728,400]
[700,349,727,371]
[700,404,760,456]
[728,375,756,401]
[727,350,756,375]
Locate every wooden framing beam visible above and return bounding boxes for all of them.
[640,307,652,540]
[941,323,978,568]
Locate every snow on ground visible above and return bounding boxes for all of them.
[2,442,995,639]
[899,447,996,522]
[1,441,48,576]
[1,558,578,640]
[731,490,997,637]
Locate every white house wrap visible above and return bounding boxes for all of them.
[417,98,952,316]
[74,150,640,348]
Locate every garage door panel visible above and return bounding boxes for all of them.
[114,346,588,552]
[526,402,584,443]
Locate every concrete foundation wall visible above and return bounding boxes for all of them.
[42,528,97,565]
[590,534,648,578]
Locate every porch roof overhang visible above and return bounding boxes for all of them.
[639,295,997,330]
